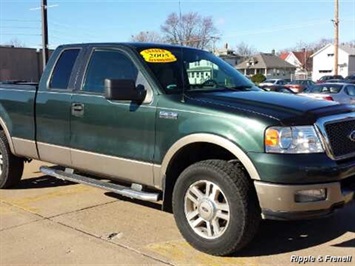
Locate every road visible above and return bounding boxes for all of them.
[0,160,354,265]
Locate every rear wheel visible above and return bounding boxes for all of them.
[0,131,24,188]
[172,159,260,256]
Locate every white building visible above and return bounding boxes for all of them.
[311,44,355,81]
[187,60,219,84]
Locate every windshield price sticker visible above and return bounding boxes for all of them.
[140,49,177,63]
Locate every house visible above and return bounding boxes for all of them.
[279,50,313,80]
[236,52,296,79]
[311,43,355,81]
[214,43,242,66]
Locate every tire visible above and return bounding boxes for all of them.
[0,131,24,188]
[172,159,260,256]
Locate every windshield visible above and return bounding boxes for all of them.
[307,84,342,94]
[136,46,259,94]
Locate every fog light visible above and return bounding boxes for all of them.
[294,189,327,202]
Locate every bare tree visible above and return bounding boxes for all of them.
[161,12,219,49]
[131,31,163,43]
[309,38,333,52]
[235,41,257,57]
[6,38,26,47]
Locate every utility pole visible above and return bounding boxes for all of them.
[334,0,339,75]
[41,0,49,70]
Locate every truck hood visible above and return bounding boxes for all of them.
[186,91,354,126]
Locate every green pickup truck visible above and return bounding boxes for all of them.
[0,43,354,256]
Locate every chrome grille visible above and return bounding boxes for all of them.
[316,113,355,160]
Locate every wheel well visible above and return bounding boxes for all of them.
[162,142,237,212]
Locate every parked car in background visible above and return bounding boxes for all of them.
[300,82,355,104]
[259,85,295,94]
[326,79,346,83]
[259,79,287,86]
[284,79,315,93]
[316,75,344,83]
[344,74,355,84]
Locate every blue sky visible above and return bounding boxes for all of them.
[0,0,354,52]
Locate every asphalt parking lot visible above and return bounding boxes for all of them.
[0,160,354,265]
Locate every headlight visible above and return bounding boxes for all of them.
[265,126,324,153]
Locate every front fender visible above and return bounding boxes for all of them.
[155,133,261,188]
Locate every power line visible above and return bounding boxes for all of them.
[0,26,39,29]
[0,19,40,23]
[0,33,41,36]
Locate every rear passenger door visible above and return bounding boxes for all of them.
[36,48,81,165]
[70,47,157,186]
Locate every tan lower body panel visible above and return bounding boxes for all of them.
[254,180,352,215]
[14,140,157,188]
[12,138,39,159]
[70,149,155,187]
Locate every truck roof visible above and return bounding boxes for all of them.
[57,42,204,52]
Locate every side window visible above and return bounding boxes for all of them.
[346,85,355,96]
[83,49,138,93]
[49,49,80,89]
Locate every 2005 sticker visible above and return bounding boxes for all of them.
[140,49,177,63]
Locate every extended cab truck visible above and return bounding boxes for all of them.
[0,43,354,256]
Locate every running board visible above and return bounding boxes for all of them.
[40,166,159,202]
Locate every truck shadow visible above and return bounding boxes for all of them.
[15,175,75,189]
[105,190,354,256]
[12,172,355,256]
[237,201,355,256]
[104,192,162,211]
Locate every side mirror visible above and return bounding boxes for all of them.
[104,79,146,102]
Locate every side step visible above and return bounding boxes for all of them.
[40,166,159,202]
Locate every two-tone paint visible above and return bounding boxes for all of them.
[0,43,354,219]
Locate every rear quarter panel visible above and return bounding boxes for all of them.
[0,85,37,157]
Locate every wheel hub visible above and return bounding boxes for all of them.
[198,198,216,221]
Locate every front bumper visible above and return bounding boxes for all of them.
[255,176,355,220]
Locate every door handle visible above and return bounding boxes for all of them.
[71,103,84,116]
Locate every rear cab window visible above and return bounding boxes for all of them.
[49,49,80,89]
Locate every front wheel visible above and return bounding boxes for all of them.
[172,160,260,256]
[0,131,24,188]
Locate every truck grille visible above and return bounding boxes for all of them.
[325,120,355,158]
[316,114,355,160]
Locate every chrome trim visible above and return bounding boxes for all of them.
[349,130,355,142]
[160,134,261,185]
[40,166,159,202]
[0,117,15,154]
[315,112,355,160]
[159,111,178,120]
[12,138,39,159]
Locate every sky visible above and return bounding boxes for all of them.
[0,0,354,53]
